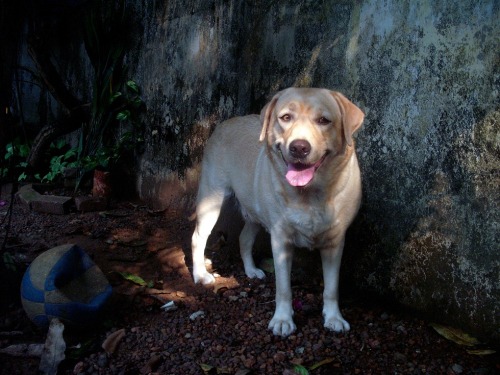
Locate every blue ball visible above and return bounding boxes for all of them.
[21,244,112,328]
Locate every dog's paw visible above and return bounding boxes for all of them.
[245,267,266,280]
[193,271,216,285]
[324,316,350,333]
[268,316,296,337]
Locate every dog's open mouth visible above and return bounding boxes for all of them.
[285,153,328,187]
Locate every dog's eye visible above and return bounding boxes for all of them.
[279,114,293,122]
[317,117,331,125]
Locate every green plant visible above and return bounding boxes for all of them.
[77,79,144,174]
[2,137,83,185]
[76,0,144,187]
[34,140,78,183]
[2,252,16,272]
[2,138,30,182]
[80,1,134,165]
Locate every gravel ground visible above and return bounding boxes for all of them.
[0,193,498,374]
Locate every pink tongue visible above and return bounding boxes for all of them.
[286,164,316,187]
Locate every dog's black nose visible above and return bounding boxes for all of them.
[289,139,311,159]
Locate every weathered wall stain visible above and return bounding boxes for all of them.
[344,0,499,341]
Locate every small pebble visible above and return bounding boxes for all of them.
[397,325,407,334]
[273,351,286,362]
[97,353,108,368]
[189,310,205,320]
[451,363,463,374]
[393,352,407,363]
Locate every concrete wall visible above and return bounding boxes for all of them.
[14,0,499,341]
[346,0,499,342]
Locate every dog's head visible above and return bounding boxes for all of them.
[259,87,364,187]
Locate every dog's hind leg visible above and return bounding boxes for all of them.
[192,190,225,285]
[239,221,266,279]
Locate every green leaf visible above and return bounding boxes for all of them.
[293,365,309,375]
[64,148,77,160]
[126,80,139,93]
[55,139,66,150]
[5,144,13,159]
[18,172,27,182]
[42,172,54,183]
[199,363,213,373]
[3,252,16,272]
[132,97,143,107]
[110,91,123,102]
[19,144,30,157]
[52,154,63,163]
[116,110,131,121]
[117,272,148,287]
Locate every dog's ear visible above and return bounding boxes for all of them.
[259,94,280,143]
[331,92,364,147]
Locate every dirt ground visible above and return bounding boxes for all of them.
[0,188,498,374]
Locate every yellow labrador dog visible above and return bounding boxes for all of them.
[192,87,364,336]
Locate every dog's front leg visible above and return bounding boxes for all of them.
[320,242,350,332]
[268,236,296,336]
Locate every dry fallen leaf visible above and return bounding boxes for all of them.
[213,284,228,294]
[234,370,252,375]
[102,329,126,354]
[309,357,337,370]
[430,323,480,347]
[216,367,232,374]
[140,353,162,374]
[466,349,496,356]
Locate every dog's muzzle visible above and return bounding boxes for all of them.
[276,144,329,187]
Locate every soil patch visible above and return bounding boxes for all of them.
[0,190,498,374]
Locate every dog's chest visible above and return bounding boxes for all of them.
[284,206,334,249]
